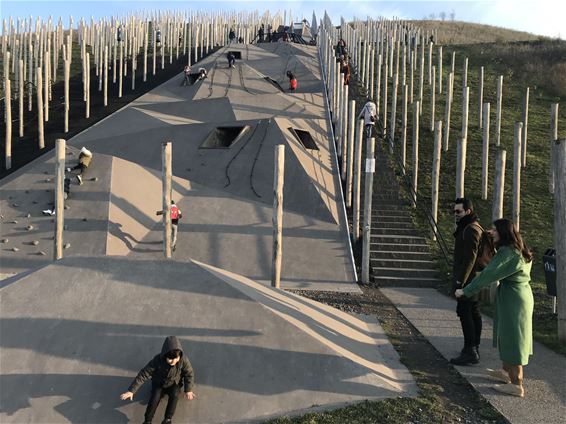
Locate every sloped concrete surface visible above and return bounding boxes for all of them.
[381,288,566,424]
[0,257,417,423]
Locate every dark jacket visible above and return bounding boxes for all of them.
[128,336,194,393]
[453,213,482,298]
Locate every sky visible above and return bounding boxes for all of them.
[1,0,564,39]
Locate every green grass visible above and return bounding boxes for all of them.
[392,38,566,355]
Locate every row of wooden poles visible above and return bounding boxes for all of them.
[2,10,286,170]
[318,14,566,340]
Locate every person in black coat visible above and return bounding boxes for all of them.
[120,336,195,424]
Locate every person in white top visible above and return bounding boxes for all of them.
[358,101,377,138]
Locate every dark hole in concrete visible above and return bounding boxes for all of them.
[228,51,242,59]
[264,77,285,92]
[288,128,319,150]
[199,126,251,149]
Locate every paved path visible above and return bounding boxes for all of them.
[381,287,566,424]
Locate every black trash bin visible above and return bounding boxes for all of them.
[542,249,557,297]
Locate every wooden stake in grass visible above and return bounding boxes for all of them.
[54,138,65,260]
[86,52,90,118]
[411,101,419,207]
[5,79,12,169]
[382,59,388,136]
[271,144,285,288]
[431,120,442,241]
[162,141,172,259]
[401,83,408,173]
[461,86,469,142]
[492,149,506,221]
[456,137,467,198]
[103,45,108,106]
[119,42,123,98]
[362,136,376,284]
[18,59,23,137]
[554,137,566,342]
[37,68,45,148]
[478,66,484,129]
[346,99,356,207]
[353,120,364,242]
[513,122,523,231]
[443,72,453,151]
[437,45,442,94]
[550,103,559,193]
[430,66,436,132]
[481,103,490,200]
[495,75,503,146]
[390,72,398,153]
[64,60,70,133]
[521,87,529,168]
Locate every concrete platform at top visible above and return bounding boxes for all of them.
[1,41,357,292]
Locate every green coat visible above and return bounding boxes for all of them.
[462,246,534,365]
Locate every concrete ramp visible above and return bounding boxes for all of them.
[0,257,418,423]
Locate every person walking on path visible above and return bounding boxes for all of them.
[181,65,192,86]
[450,197,485,366]
[120,336,196,424]
[229,28,236,44]
[456,218,534,398]
[286,71,297,92]
[358,101,377,138]
[156,200,182,252]
[227,51,236,68]
[67,147,93,185]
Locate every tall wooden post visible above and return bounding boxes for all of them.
[103,45,108,106]
[353,120,364,241]
[461,86,469,142]
[271,145,285,288]
[119,42,123,98]
[382,59,388,136]
[5,79,12,169]
[346,99,356,207]
[361,137,376,284]
[513,122,523,231]
[443,72,453,151]
[64,60,69,133]
[481,103,490,200]
[478,66,484,128]
[19,59,24,137]
[431,120,442,241]
[437,45,442,94]
[492,149,507,221]
[411,101,419,207]
[456,137,467,198]
[554,138,566,341]
[54,138,65,260]
[401,83,408,173]
[390,72,398,153]
[430,66,436,132]
[495,75,503,146]
[37,68,45,148]
[86,53,90,118]
[162,141,172,258]
[550,104,559,193]
[521,87,529,168]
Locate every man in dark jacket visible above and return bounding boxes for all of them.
[450,198,483,365]
[120,336,195,424]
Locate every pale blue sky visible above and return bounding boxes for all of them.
[1,0,563,39]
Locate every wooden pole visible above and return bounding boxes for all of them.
[443,72,453,151]
[37,68,44,148]
[86,52,90,118]
[346,99,356,207]
[492,149,507,221]
[430,66,436,132]
[64,60,69,133]
[119,42,123,98]
[411,101,419,207]
[550,104,559,193]
[554,138,566,341]
[44,48,49,122]
[495,75,503,146]
[521,87,529,168]
[513,122,523,231]
[103,45,108,106]
[376,53,382,115]
[478,66,484,128]
[481,103,490,200]
[418,46,424,114]
[401,83,408,173]
[54,138,65,260]
[389,72,398,153]
[18,59,23,138]
[361,137,376,284]
[461,86,469,142]
[438,45,442,94]
[271,144,285,288]
[456,137,467,198]
[5,79,11,169]
[353,119,364,241]
[431,120,442,241]
[162,141,172,258]
[382,58,388,136]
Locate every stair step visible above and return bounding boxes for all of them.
[371,258,437,269]
[371,216,414,223]
[372,275,442,288]
[371,250,434,260]
[370,242,430,252]
[372,266,439,278]
[370,221,414,229]
[371,234,427,243]
[371,227,420,236]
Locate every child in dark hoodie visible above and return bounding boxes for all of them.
[120,336,195,424]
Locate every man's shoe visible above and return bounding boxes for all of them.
[76,175,83,185]
[475,345,480,360]
[486,368,511,383]
[493,383,524,397]
[161,419,173,424]
[450,347,479,366]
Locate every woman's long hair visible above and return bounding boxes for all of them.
[493,218,533,262]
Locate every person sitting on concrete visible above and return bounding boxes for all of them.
[358,101,377,138]
[196,68,208,82]
[120,336,195,424]
[156,200,183,251]
[66,147,92,185]
[181,65,192,86]
[227,52,236,68]
[286,71,297,92]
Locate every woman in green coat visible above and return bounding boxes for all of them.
[455,218,533,398]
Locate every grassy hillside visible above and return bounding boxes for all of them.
[396,35,566,353]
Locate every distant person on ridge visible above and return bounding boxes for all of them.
[229,28,236,44]
[120,336,195,424]
[286,70,297,92]
[156,200,183,251]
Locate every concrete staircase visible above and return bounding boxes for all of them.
[360,140,443,287]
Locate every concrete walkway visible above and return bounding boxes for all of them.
[381,287,566,424]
